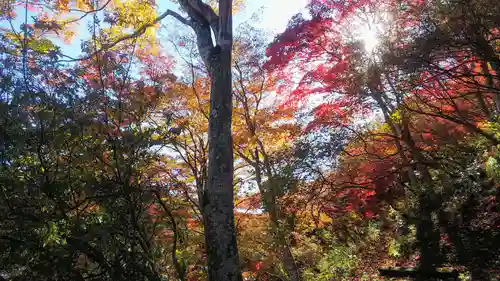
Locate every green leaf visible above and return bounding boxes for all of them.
[28,39,57,53]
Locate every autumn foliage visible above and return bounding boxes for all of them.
[0,0,499,280]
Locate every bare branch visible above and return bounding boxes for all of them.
[58,9,191,62]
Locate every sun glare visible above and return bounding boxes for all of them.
[360,24,380,54]
[343,7,389,58]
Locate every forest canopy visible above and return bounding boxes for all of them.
[0,0,498,281]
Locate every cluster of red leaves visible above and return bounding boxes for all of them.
[235,193,262,212]
[266,0,499,220]
[138,51,176,83]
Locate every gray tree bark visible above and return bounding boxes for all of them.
[162,1,242,280]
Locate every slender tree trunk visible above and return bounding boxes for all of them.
[267,202,302,281]
[257,150,302,281]
[373,91,441,281]
[254,165,302,281]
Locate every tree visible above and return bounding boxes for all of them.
[1,0,243,279]
[0,28,180,280]
[266,0,499,280]
[1,0,499,280]
[231,23,303,281]
[80,0,242,279]
[167,2,242,280]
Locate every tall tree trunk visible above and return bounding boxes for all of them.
[202,1,242,280]
[202,44,242,281]
[171,0,242,280]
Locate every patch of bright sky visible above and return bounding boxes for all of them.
[344,6,391,58]
[233,0,308,36]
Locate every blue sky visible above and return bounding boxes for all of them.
[234,0,308,34]
[156,0,308,36]
[1,0,308,63]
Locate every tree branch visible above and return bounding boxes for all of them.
[58,9,191,62]
[179,0,219,39]
[154,191,186,281]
